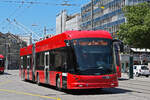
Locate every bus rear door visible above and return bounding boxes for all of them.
[44,52,50,84]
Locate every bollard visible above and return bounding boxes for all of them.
[129,56,134,79]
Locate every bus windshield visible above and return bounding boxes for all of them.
[70,38,116,75]
[0,59,4,67]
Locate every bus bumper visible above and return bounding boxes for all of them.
[68,82,118,89]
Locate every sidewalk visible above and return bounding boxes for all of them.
[119,73,129,80]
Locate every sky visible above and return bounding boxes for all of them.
[0,0,90,39]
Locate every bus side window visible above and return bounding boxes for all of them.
[49,49,67,72]
[54,50,62,71]
[61,49,67,72]
[36,53,40,66]
[45,54,49,66]
[40,52,44,67]
[49,51,55,70]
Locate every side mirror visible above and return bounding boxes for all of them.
[64,40,71,46]
[113,39,124,52]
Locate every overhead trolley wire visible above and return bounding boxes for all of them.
[0,2,25,30]
[0,0,80,6]
[0,0,33,33]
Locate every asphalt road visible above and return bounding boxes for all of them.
[0,70,150,100]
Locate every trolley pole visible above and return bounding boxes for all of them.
[91,0,94,30]
[44,26,47,38]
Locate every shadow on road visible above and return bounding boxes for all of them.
[62,88,132,95]
[0,72,12,75]
[118,78,129,81]
[23,80,132,95]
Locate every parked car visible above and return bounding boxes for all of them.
[133,65,150,77]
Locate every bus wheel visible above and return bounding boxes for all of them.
[56,77,61,91]
[135,72,140,77]
[1,71,4,74]
[37,74,40,86]
[0,71,4,74]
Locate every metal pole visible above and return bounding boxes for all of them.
[4,38,8,70]
[91,0,94,30]
[61,11,63,33]
[30,33,32,45]
[44,26,47,38]
[129,56,134,79]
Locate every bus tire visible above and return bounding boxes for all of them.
[56,77,61,91]
[1,71,4,74]
[136,72,140,77]
[0,71,3,74]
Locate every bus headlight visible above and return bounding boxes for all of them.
[111,83,115,86]
[78,85,83,87]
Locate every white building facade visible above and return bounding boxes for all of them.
[19,35,31,46]
[65,13,81,31]
[56,10,81,34]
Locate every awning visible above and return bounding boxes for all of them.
[131,48,150,52]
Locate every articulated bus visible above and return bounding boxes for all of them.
[0,54,5,74]
[20,30,123,90]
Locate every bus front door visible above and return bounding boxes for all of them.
[44,52,49,84]
[27,56,30,80]
[20,57,24,80]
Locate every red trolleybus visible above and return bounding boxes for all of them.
[0,54,5,74]
[20,30,123,90]
[20,45,33,80]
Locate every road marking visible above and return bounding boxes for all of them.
[0,80,12,86]
[0,89,61,100]
[0,91,9,95]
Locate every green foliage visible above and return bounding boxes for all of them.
[118,2,150,49]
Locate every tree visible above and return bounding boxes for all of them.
[118,2,150,49]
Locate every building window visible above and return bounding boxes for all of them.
[36,52,44,66]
